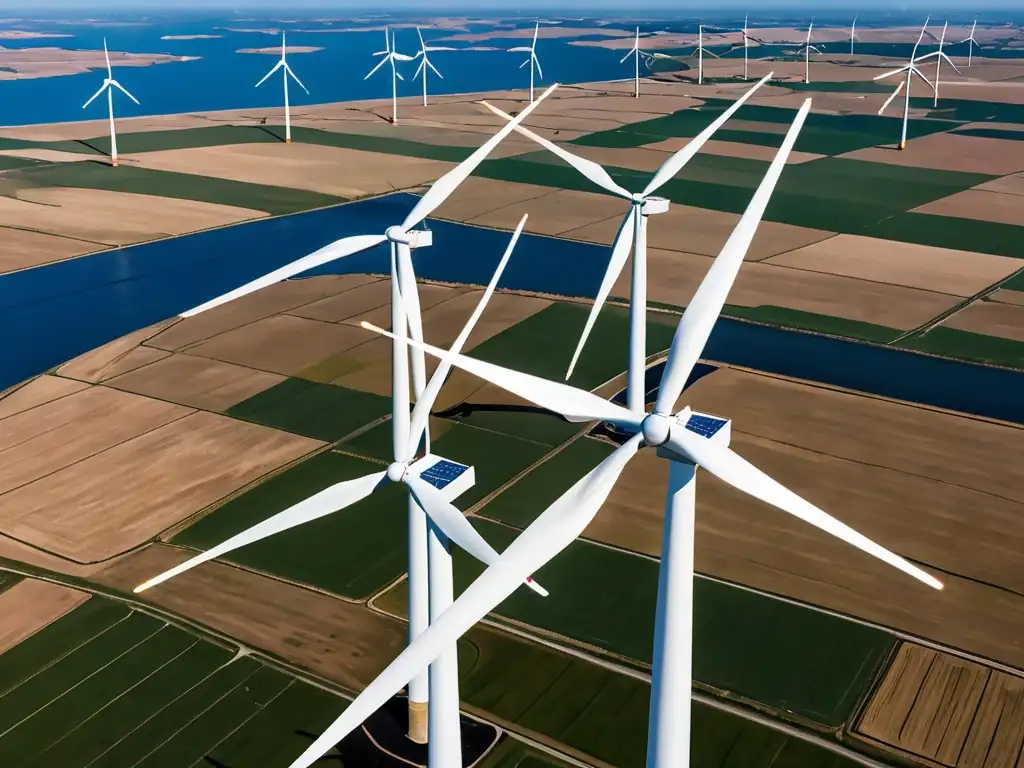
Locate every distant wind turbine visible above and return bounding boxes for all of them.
[509,22,544,103]
[367,27,415,124]
[621,27,654,97]
[874,17,935,150]
[851,15,858,55]
[918,22,963,107]
[413,27,454,107]
[255,32,308,144]
[81,38,139,168]
[958,18,979,67]
[797,20,823,84]
[743,15,750,80]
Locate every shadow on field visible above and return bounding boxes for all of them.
[435,401,571,424]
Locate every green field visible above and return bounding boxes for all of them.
[723,306,902,343]
[952,127,1024,141]
[896,325,1024,369]
[5,162,343,216]
[919,97,1024,124]
[864,211,1024,260]
[0,593,352,768]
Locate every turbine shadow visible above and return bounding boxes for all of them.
[256,125,287,143]
[433,401,570,424]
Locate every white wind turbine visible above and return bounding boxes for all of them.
[483,74,772,415]
[742,15,750,80]
[414,27,454,107]
[508,22,543,103]
[133,84,557,762]
[288,95,943,768]
[851,15,858,55]
[621,27,654,98]
[796,19,823,84]
[367,28,415,124]
[255,32,309,144]
[81,38,139,168]
[958,19,979,67]
[688,24,722,85]
[874,18,935,150]
[919,22,964,107]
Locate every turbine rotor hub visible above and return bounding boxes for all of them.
[385,226,410,245]
[386,462,408,483]
[641,412,673,447]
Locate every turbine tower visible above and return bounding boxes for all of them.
[292,94,943,768]
[796,19,823,84]
[921,21,964,107]
[508,22,543,103]
[743,14,750,80]
[367,28,415,124]
[851,15,858,55]
[486,74,772,415]
[81,38,139,168]
[133,84,558,757]
[414,27,454,107]
[959,19,979,67]
[874,18,938,150]
[621,27,652,98]
[255,32,309,144]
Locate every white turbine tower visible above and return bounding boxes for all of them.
[133,84,557,758]
[621,27,649,98]
[797,20,823,84]
[367,28,415,124]
[874,18,936,150]
[743,15,750,80]
[959,19,979,67]
[255,32,309,144]
[689,25,721,85]
[509,22,543,103]
[484,74,771,414]
[851,15,858,55]
[414,27,454,107]
[288,95,943,768]
[81,38,139,168]
[920,22,964,107]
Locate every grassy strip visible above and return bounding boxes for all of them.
[896,325,1024,370]
[864,211,1024,260]
[952,127,1024,141]
[723,305,902,343]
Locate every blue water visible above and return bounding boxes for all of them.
[3,192,1022,426]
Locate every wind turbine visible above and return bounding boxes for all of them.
[133,83,558,759]
[290,95,943,768]
[687,24,722,85]
[958,19,979,67]
[81,38,139,168]
[484,74,772,415]
[851,15,858,55]
[414,27,454,107]
[918,22,964,107]
[742,15,750,80]
[796,20,823,84]
[874,18,935,150]
[367,28,415,124]
[255,32,309,144]
[621,27,654,98]
[508,22,543,103]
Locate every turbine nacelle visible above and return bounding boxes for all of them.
[641,412,674,446]
[385,226,433,248]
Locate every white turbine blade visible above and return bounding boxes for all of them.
[807,45,823,54]
[405,475,547,597]
[256,60,283,88]
[620,48,634,64]
[82,81,108,109]
[134,471,387,594]
[565,208,635,381]
[940,51,964,75]
[365,55,389,80]
[873,64,910,81]
[414,58,425,79]
[705,48,722,58]
[910,65,934,89]
[654,99,811,415]
[427,59,443,79]
[417,26,425,49]
[393,53,416,62]
[426,46,456,52]
[109,79,140,105]
[373,48,389,56]
[480,102,631,199]
[405,216,527,461]
[361,322,636,427]
[103,37,111,77]
[395,69,405,82]
[182,234,386,317]
[669,430,943,590]
[285,63,309,94]
[508,46,532,52]
[284,434,643,768]
[399,83,559,232]
[396,245,426,402]
[643,71,772,197]
[519,57,530,69]
[532,21,539,49]
[533,54,544,80]
[878,81,905,114]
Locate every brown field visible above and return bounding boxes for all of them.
[107,355,285,412]
[562,200,834,261]
[0,225,96,273]
[0,46,194,81]
[0,375,88,420]
[764,234,1021,297]
[583,366,1024,668]
[976,173,1024,197]
[433,177,552,222]
[942,299,1024,343]
[913,188,1024,227]
[130,143,455,198]
[0,147,95,163]
[0,187,265,250]
[185,314,371,376]
[843,133,1024,175]
[0,580,91,654]
[147,275,376,352]
[991,289,1024,307]
[857,643,1024,768]
[467,188,627,237]
[645,136,824,164]
[0,409,320,562]
[56,320,175,383]
[95,543,404,693]
[286,279,459,326]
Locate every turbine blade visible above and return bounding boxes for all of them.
[405,215,528,461]
[565,208,635,381]
[361,322,636,427]
[480,102,631,199]
[134,471,387,593]
[365,55,389,80]
[414,58,425,79]
[399,83,559,232]
[405,474,547,596]
[508,46,532,52]
[910,65,934,89]
[396,246,426,408]
[519,57,530,69]
[643,72,772,197]
[395,69,405,81]
[256,60,283,88]
[428,59,443,79]
[669,429,943,590]
[182,234,387,317]
[533,55,544,80]
[620,48,634,64]
[654,99,811,415]
[878,80,904,114]
[941,52,964,75]
[393,53,416,61]
[286,64,309,94]
[872,64,909,81]
[110,79,140,105]
[104,37,111,76]
[417,26,425,49]
[82,82,108,109]
[284,434,643,768]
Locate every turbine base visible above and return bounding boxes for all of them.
[408,700,428,744]
[285,137,292,143]
[898,141,907,151]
